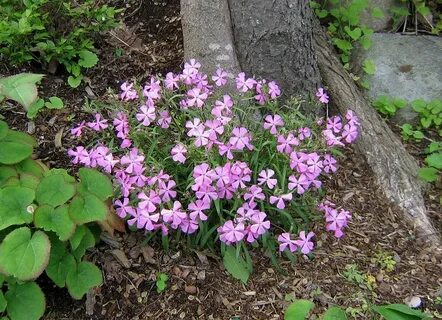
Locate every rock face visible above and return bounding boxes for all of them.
[353,34,442,123]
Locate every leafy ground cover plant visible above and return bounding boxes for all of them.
[0,120,112,320]
[0,0,120,88]
[284,299,432,320]
[68,60,360,282]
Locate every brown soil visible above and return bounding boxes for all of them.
[1,1,441,319]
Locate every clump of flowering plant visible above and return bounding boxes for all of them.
[69,60,359,281]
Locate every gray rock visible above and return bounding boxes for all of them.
[353,34,442,124]
[359,0,407,32]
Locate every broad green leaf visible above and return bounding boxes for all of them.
[15,158,45,178]
[418,167,439,182]
[78,168,113,201]
[371,7,384,18]
[334,38,353,52]
[0,166,17,186]
[344,26,362,40]
[413,130,424,140]
[421,117,432,128]
[69,225,96,260]
[35,173,76,206]
[26,98,45,119]
[0,142,33,165]
[18,173,40,190]
[66,261,102,299]
[45,96,64,109]
[34,205,76,241]
[0,227,50,280]
[5,282,45,320]
[360,35,372,50]
[0,73,44,110]
[323,306,347,320]
[43,168,75,182]
[372,304,431,320]
[362,59,376,75]
[46,251,76,288]
[222,246,250,284]
[426,153,442,169]
[69,194,108,224]
[78,50,99,68]
[0,291,6,312]
[67,75,82,88]
[0,186,34,230]
[411,99,427,113]
[284,299,315,320]
[0,120,7,139]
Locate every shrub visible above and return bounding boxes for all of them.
[0,0,120,88]
[0,120,112,320]
[68,60,359,281]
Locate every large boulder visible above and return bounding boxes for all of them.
[359,0,407,32]
[353,34,442,124]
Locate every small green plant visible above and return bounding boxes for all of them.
[0,0,121,88]
[373,251,396,272]
[342,264,375,290]
[156,273,169,294]
[372,95,407,117]
[0,120,113,320]
[284,299,432,320]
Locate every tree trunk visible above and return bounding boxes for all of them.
[228,0,321,102]
[313,24,440,246]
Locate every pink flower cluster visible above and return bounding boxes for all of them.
[68,60,359,259]
[318,201,352,238]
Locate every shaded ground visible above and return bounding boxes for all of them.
[0,0,441,319]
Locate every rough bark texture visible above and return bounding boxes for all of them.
[228,0,321,100]
[313,25,440,246]
[181,0,241,76]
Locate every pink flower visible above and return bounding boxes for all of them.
[345,110,360,126]
[137,209,160,231]
[68,146,90,165]
[277,133,299,154]
[157,110,172,128]
[277,233,297,252]
[263,114,284,135]
[180,216,199,234]
[212,68,228,86]
[138,190,160,213]
[120,82,138,101]
[323,129,345,147]
[316,87,329,104]
[323,154,337,173]
[218,143,234,160]
[268,81,281,99]
[218,220,245,244]
[193,163,215,187]
[164,72,180,90]
[87,114,108,131]
[136,104,156,126]
[71,121,86,137]
[270,193,293,209]
[249,211,271,237]
[243,185,265,203]
[98,153,119,173]
[171,144,187,164]
[148,170,170,186]
[288,174,311,194]
[158,180,177,202]
[295,231,315,255]
[187,88,208,108]
[342,124,358,143]
[186,118,203,137]
[143,77,161,101]
[114,198,135,218]
[257,169,277,189]
[229,127,252,150]
[298,127,311,140]
[193,125,210,147]
[289,152,308,173]
[327,116,342,133]
[235,72,256,92]
[161,201,186,229]
[306,152,323,176]
[188,199,210,221]
[120,148,145,174]
[184,59,201,74]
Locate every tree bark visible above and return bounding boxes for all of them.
[228,0,321,102]
[313,24,440,246]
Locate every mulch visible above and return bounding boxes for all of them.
[0,0,441,319]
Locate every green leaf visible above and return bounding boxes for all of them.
[156,273,169,293]
[222,246,250,284]
[34,205,76,241]
[78,168,113,201]
[413,131,424,140]
[334,38,353,52]
[411,99,427,113]
[15,158,45,178]
[344,26,362,40]
[69,225,96,260]
[45,96,64,109]
[67,75,83,88]
[0,73,44,110]
[46,248,76,288]
[0,130,35,165]
[0,227,50,280]
[35,173,76,206]
[372,304,431,320]
[78,50,98,68]
[0,291,6,313]
[0,120,8,139]
[426,153,442,169]
[323,306,348,320]
[371,7,385,18]
[393,98,407,109]
[362,59,376,75]
[69,194,108,224]
[5,282,45,320]
[18,173,40,190]
[360,35,373,50]
[0,166,17,187]
[0,186,34,230]
[284,299,315,320]
[66,261,102,299]
[418,167,439,182]
[316,9,328,18]
[26,98,45,119]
